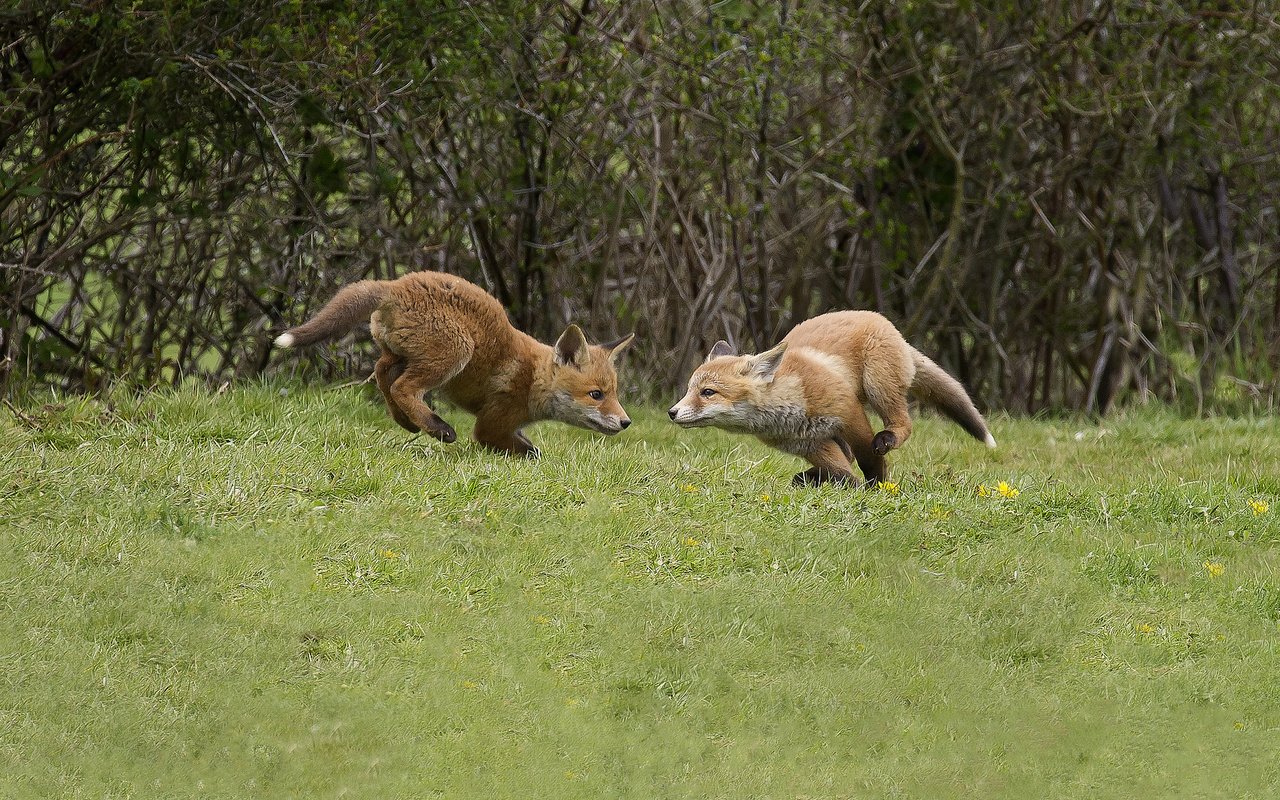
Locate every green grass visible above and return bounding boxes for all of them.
[2,384,1279,798]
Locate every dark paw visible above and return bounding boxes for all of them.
[426,417,458,443]
[515,432,540,459]
[792,468,852,488]
[792,469,822,487]
[872,430,897,456]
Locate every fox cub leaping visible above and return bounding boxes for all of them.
[668,311,995,487]
[275,271,634,458]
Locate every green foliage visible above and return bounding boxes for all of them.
[3,1,1279,413]
[2,386,1279,796]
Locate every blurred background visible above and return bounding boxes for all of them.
[3,1,1278,414]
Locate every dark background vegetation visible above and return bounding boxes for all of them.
[3,0,1278,413]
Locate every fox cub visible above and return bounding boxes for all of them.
[668,311,995,487]
[275,271,634,458]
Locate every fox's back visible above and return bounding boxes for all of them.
[388,271,507,332]
[377,271,527,352]
[782,311,910,381]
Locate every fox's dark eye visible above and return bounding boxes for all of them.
[588,389,604,401]
[700,388,718,398]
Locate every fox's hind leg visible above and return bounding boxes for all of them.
[862,358,914,456]
[840,403,888,486]
[388,344,472,444]
[374,351,419,433]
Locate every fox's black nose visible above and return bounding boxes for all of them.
[667,408,677,420]
[620,419,631,429]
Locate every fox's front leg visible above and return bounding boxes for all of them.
[794,436,856,485]
[514,430,539,457]
[791,439,855,487]
[473,417,540,459]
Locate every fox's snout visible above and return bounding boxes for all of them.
[598,398,631,434]
[667,401,704,426]
[668,403,687,423]
[584,401,631,435]
[600,415,632,434]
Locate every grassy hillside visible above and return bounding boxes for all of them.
[2,385,1278,798]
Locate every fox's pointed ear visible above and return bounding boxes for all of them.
[705,340,736,362]
[747,342,787,382]
[604,332,635,363]
[554,324,590,368]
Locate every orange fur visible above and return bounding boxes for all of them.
[669,311,994,486]
[277,271,634,457]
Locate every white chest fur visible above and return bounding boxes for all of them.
[754,406,845,453]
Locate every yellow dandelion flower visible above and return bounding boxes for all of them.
[565,698,581,707]
[461,680,478,689]
[880,481,900,495]
[1234,721,1245,731]
[759,493,771,503]
[1135,622,1154,634]
[381,549,399,560]
[1248,499,1269,516]
[1203,560,1224,578]
[533,615,550,625]
[683,536,701,547]
[996,481,1020,498]
[977,484,992,497]
[681,484,698,493]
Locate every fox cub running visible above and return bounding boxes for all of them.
[275,271,634,458]
[668,311,995,487]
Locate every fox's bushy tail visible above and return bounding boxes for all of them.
[909,348,997,448]
[274,280,391,348]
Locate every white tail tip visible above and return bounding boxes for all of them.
[273,332,295,348]
[984,433,998,449]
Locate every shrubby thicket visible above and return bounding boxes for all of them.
[4,1,1278,412]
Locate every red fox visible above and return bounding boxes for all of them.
[668,311,995,486]
[274,271,634,457]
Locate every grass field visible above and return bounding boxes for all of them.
[2,384,1278,798]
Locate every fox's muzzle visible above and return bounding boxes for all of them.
[594,414,631,435]
[667,403,707,427]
